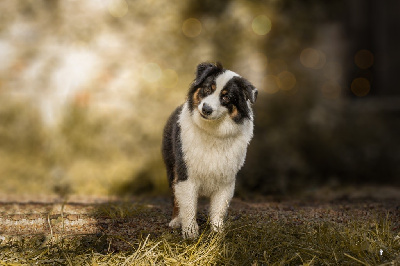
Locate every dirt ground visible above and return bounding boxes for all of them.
[0,186,399,251]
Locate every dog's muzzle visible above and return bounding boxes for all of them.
[201,103,213,117]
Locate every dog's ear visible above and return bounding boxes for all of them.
[243,81,258,104]
[193,62,223,87]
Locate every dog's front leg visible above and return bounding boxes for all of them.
[174,180,199,239]
[209,181,235,232]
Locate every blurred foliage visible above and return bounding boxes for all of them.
[0,99,50,194]
[0,100,44,155]
[59,106,106,158]
[0,0,399,196]
[239,94,400,194]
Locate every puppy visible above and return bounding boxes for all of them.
[162,62,257,238]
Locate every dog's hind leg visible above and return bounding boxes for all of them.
[169,187,181,228]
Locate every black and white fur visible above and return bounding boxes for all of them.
[162,62,257,238]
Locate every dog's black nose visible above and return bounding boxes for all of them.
[202,103,213,116]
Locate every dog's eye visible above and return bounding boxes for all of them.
[203,87,212,94]
[222,95,230,104]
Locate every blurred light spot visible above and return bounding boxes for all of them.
[74,91,91,107]
[161,69,179,88]
[98,71,114,84]
[321,81,341,99]
[354,49,374,69]
[141,63,162,83]
[39,48,100,126]
[323,61,342,80]
[182,18,202,38]
[251,52,268,72]
[252,15,272,35]
[351,77,370,97]
[72,41,89,50]
[262,75,280,94]
[267,59,287,75]
[300,48,326,69]
[12,60,26,73]
[0,41,16,71]
[108,0,128,18]
[277,71,296,91]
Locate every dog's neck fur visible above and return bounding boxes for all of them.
[178,102,253,194]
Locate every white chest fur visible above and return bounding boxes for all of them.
[178,103,253,196]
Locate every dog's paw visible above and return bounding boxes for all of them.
[211,219,224,233]
[168,217,181,228]
[182,222,199,239]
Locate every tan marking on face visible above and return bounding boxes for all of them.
[221,90,228,95]
[192,87,201,107]
[212,84,216,90]
[230,105,239,119]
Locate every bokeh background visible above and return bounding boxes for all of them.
[1,0,399,198]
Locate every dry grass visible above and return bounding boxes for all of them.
[1,212,399,265]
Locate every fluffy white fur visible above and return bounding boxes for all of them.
[169,71,254,238]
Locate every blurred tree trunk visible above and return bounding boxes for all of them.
[346,0,400,97]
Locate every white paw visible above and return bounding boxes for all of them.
[182,222,199,239]
[211,219,224,233]
[168,217,181,228]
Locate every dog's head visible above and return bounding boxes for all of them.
[187,62,258,124]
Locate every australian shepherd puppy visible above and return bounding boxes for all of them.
[162,62,257,238]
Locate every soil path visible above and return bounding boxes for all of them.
[1,187,399,251]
